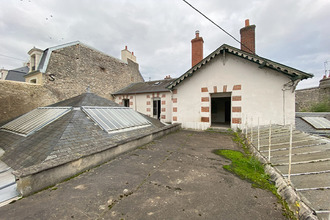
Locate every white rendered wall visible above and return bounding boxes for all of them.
[114,91,172,123]
[172,53,295,130]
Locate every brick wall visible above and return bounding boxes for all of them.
[43,44,144,101]
[0,81,59,124]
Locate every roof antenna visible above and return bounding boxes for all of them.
[86,85,91,93]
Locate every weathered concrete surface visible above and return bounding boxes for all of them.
[248,125,330,220]
[0,130,287,220]
[13,123,180,197]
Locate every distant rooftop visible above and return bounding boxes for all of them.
[296,112,330,137]
[5,66,29,82]
[113,78,176,95]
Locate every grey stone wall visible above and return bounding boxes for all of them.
[0,81,59,124]
[295,78,330,111]
[43,44,144,101]
[0,44,144,124]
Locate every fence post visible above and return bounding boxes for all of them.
[288,123,293,184]
[268,121,271,162]
[257,117,260,151]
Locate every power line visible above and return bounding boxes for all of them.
[182,0,255,54]
[0,53,26,61]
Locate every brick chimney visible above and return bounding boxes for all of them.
[191,30,204,67]
[240,19,256,54]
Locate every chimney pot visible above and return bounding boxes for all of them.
[245,19,250,27]
[125,46,127,50]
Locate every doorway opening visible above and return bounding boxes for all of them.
[153,99,161,120]
[211,93,231,128]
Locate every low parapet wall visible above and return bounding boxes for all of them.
[13,123,181,196]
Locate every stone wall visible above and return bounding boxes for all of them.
[296,77,330,111]
[0,44,144,124]
[0,81,59,124]
[43,44,144,101]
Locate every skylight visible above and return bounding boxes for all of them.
[82,106,151,133]
[302,117,330,130]
[0,107,72,137]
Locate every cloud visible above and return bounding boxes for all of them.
[0,0,329,89]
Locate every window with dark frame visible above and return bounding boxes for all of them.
[123,99,130,107]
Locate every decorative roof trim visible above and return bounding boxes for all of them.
[167,44,313,90]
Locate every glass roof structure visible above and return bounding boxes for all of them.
[82,106,151,133]
[0,107,72,137]
[302,117,330,130]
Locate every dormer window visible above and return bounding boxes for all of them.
[28,47,43,73]
[154,81,160,85]
[31,54,36,71]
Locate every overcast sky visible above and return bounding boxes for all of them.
[0,0,329,89]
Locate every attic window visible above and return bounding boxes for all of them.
[153,82,160,85]
[0,107,72,137]
[82,106,151,133]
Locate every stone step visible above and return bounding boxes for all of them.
[275,160,330,174]
[288,172,330,189]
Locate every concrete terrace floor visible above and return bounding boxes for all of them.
[248,125,330,220]
[0,130,287,220]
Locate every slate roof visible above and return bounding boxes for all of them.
[5,66,29,82]
[0,92,164,170]
[167,44,313,90]
[295,112,330,137]
[113,78,176,95]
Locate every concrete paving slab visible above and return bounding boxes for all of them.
[268,144,330,157]
[275,160,330,174]
[290,173,330,189]
[251,125,330,219]
[315,212,330,220]
[258,139,324,151]
[298,189,330,211]
[0,130,287,220]
[271,151,330,165]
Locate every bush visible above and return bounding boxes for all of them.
[309,101,330,112]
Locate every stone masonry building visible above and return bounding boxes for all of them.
[24,41,144,101]
[0,42,144,124]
